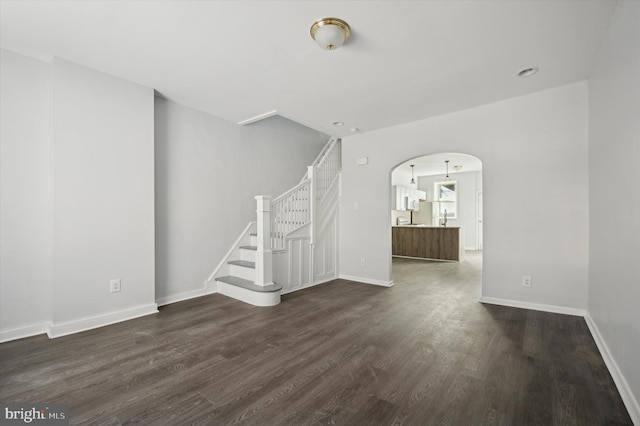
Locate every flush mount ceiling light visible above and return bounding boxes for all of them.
[518,67,539,77]
[453,164,463,172]
[410,165,416,185]
[310,17,351,50]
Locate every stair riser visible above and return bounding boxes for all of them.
[217,282,280,307]
[229,264,256,281]
[240,249,256,262]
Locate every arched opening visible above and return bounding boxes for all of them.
[390,152,483,297]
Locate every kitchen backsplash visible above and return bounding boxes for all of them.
[391,210,412,226]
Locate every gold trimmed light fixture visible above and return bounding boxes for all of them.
[410,165,416,184]
[310,17,351,50]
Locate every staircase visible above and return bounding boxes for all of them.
[208,137,341,306]
[214,231,282,307]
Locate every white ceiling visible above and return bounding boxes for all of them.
[0,1,617,137]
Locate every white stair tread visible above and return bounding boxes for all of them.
[215,276,282,293]
[228,260,255,269]
[239,245,257,251]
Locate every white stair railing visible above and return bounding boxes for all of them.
[256,137,341,259]
[255,195,274,286]
[270,178,311,250]
[314,138,341,203]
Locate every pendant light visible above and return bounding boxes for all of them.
[444,160,450,180]
[410,165,416,184]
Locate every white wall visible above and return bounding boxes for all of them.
[587,0,640,421]
[50,58,156,335]
[391,169,416,188]
[1,53,157,340]
[0,50,52,341]
[340,82,589,310]
[154,98,328,304]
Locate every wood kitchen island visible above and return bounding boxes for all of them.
[392,226,465,261]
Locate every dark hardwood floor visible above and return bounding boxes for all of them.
[0,252,632,425]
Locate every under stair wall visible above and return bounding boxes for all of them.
[272,138,341,293]
[273,232,312,293]
[313,175,340,284]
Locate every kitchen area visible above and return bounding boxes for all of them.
[391,154,483,262]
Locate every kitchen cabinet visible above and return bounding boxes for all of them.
[392,186,426,211]
[392,185,405,210]
[392,226,465,261]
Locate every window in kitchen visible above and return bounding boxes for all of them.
[434,181,457,219]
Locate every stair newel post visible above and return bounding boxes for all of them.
[255,195,274,286]
[308,165,316,245]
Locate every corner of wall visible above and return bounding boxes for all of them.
[47,304,158,339]
[584,313,640,425]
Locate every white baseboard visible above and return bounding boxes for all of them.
[480,296,639,423]
[47,303,158,339]
[156,288,208,307]
[0,322,49,343]
[339,274,394,288]
[585,313,640,425]
[478,296,586,317]
[281,276,338,295]
[314,276,339,286]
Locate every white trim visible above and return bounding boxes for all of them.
[477,296,638,422]
[217,282,280,307]
[47,303,158,339]
[207,222,255,283]
[0,322,49,343]
[281,276,337,295]
[476,190,483,251]
[156,288,209,307]
[338,274,394,288]
[585,313,640,425]
[237,110,278,126]
[313,276,339,286]
[478,296,586,317]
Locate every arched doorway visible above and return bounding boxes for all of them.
[390,152,483,296]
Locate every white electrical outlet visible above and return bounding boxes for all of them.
[360,258,366,266]
[353,202,359,210]
[110,279,121,293]
[522,276,532,288]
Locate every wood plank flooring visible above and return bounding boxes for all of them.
[0,252,632,425]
